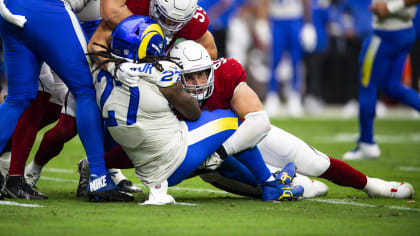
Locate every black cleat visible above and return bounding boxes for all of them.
[4,176,48,200]
[117,179,143,193]
[76,158,89,197]
[87,188,134,202]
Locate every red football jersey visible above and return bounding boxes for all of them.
[201,58,247,111]
[125,1,209,43]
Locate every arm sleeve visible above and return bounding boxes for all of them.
[222,110,271,156]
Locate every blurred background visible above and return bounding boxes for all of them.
[198,0,420,118]
[0,0,419,118]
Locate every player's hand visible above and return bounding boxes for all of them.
[115,62,143,87]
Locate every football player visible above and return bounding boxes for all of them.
[167,40,414,199]
[343,0,420,160]
[261,0,316,117]
[87,15,304,204]
[0,0,129,201]
[23,1,142,195]
[92,0,217,59]
[0,0,136,200]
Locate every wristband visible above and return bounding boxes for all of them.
[387,0,405,14]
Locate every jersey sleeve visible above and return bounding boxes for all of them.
[126,0,150,15]
[216,58,246,98]
[141,61,181,87]
[175,6,209,40]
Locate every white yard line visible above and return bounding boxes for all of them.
[305,199,420,212]
[0,200,43,208]
[317,133,420,143]
[21,169,420,212]
[399,166,420,172]
[44,167,74,173]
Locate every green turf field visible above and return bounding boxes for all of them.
[1,118,419,235]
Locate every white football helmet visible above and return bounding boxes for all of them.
[149,0,197,37]
[169,40,214,101]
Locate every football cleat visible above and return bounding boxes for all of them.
[24,165,41,188]
[264,92,282,117]
[292,174,328,198]
[364,177,415,199]
[76,158,89,197]
[88,188,134,202]
[4,176,48,200]
[261,181,304,201]
[198,151,223,171]
[287,92,304,117]
[274,162,297,185]
[343,142,380,161]
[117,179,143,193]
[87,173,134,202]
[109,168,143,193]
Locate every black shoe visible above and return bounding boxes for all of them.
[4,176,48,200]
[87,188,134,202]
[117,179,143,193]
[76,158,89,197]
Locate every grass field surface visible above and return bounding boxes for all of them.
[1,118,419,235]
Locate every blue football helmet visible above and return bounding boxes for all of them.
[111,15,166,61]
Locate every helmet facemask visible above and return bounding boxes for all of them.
[181,66,214,102]
[150,0,197,38]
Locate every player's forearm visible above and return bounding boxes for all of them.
[101,0,133,29]
[222,83,270,155]
[88,20,112,69]
[222,111,271,155]
[160,82,201,121]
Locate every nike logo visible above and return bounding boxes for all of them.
[90,175,107,191]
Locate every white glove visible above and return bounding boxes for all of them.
[199,151,223,171]
[107,62,142,87]
[300,24,317,53]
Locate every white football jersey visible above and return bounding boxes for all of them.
[61,0,90,13]
[76,0,101,21]
[372,0,417,30]
[93,62,188,185]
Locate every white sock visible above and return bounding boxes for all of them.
[27,160,43,173]
[109,169,126,184]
